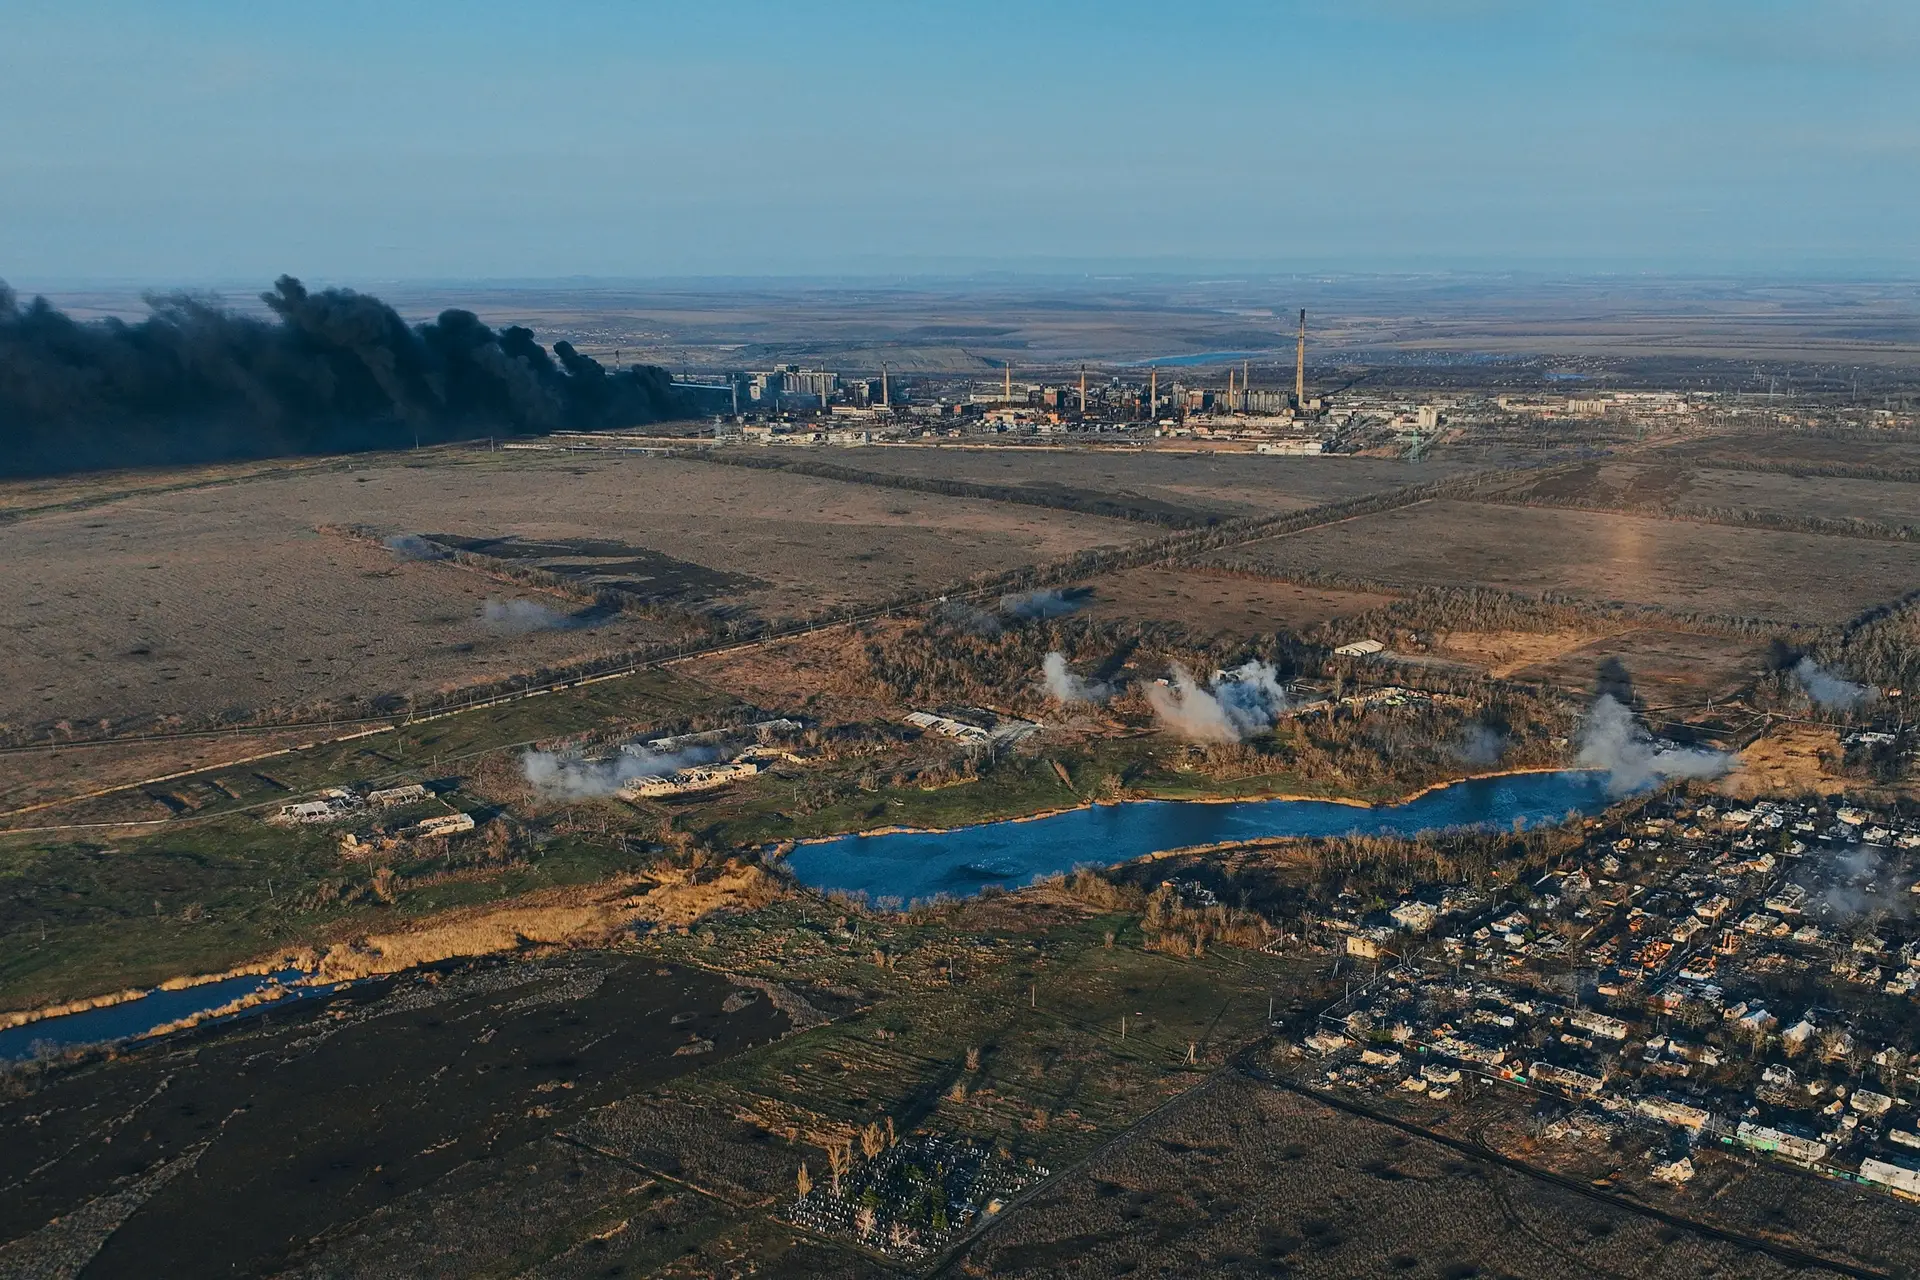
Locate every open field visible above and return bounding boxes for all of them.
[1495,459,1920,527]
[1213,499,1920,626]
[781,446,1455,523]
[1081,566,1399,638]
[1667,431,1920,473]
[1500,626,1767,703]
[0,726,339,814]
[0,448,1142,738]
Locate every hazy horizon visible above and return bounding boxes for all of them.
[8,0,1920,284]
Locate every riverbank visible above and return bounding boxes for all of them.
[785,764,1593,848]
[783,769,1618,905]
[0,863,781,1057]
[4,769,1597,1056]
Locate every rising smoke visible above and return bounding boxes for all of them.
[1040,652,1109,705]
[1002,588,1086,620]
[1814,840,1913,921]
[1794,658,1874,711]
[1576,694,1731,795]
[0,276,680,477]
[1146,661,1288,743]
[480,598,580,635]
[521,744,720,800]
[384,533,449,561]
[1451,722,1508,769]
[931,599,1002,637]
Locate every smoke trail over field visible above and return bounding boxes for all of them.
[1794,658,1873,711]
[932,599,1002,636]
[384,534,449,561]
[1041,652,1109,705]
[481,598,578,635]
[521,745,720,800]
[0,276,680,477]
[1002,588,1085,620]
[1576,695,1730,795]
[1147,661,1288,743]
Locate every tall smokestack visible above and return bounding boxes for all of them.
[881,364,889,409]
[1227,366,1235,411]
[1005,362,1012,403]
[1149,366,1157,419]
[1243,359,1250,410]
[1079,364,1087,414]
[1295,309,1307,409]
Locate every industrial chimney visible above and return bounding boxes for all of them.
[1294,310,1307,409]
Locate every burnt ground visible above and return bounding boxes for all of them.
[0,953,791,1278]
[422,532,758,605]
[954,1073,1886,1280]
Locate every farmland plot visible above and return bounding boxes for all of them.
[795,445,1450,521]
[1081,565,1398,638]
[1214,499,1920,626]
[0,450,1140,735]
[1496,459,1920,526]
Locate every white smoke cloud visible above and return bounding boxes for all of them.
[932,599,1002,636]
[1576,695,1730,795]
[1041,651,1109,705]
[1794,658,1874,711]
[1147,661,1288,743]
[1002,588,1085,620]
[384,533,448,561]
[521,745,721,800]
[481,598,574,635]
[1451,722,1507,769]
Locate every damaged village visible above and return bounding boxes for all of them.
[11,275,1920,1278]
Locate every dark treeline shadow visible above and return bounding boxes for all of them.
[0,275,682,477]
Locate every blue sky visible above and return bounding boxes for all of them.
[3,0,1917,283]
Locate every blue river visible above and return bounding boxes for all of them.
[785,770,1615,904]
[0,970,323,1062]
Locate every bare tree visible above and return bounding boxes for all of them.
[828,1142,852,1196]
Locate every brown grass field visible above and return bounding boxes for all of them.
[1215,499,1920,625]
[0,450,1141,736]
[1668,431,1920,471]
[1497,459,1920,524]
[1081,566,1399,637]
[797,445,1453,520]
[1502,627,1770,703]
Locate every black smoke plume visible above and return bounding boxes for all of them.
[0,276,681,476]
